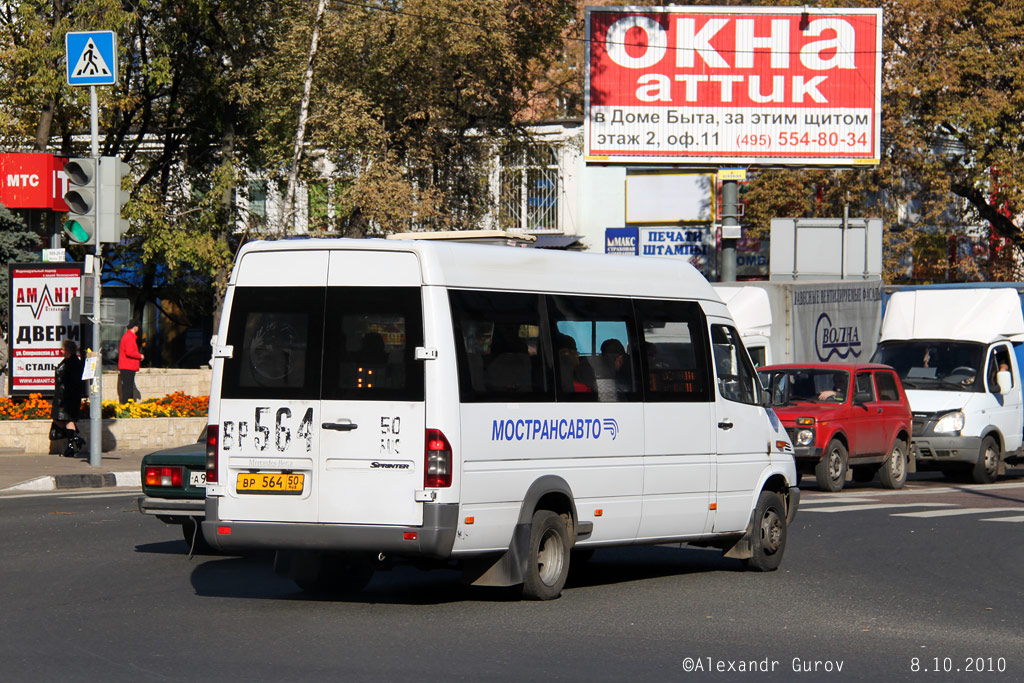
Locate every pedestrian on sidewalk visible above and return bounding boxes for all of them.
[52,339,86,458]
[118,319,144,404]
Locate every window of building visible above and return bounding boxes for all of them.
[248,181,267,228]
[500,145,560,233]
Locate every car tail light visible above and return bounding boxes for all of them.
[145,465,183,488]
[424,428,452,488]
[206,425,219,483]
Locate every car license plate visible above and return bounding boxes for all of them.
[236,472,304,494]
[190,471,207,487]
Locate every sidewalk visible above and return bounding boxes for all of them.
[0,448,152,494]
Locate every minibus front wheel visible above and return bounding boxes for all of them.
[521,510,571,600]
[742,490,787,572]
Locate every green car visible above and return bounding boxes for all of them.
[137,429,210,552]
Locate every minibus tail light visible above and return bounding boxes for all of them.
[206,425,219,483]
[425,428,452,488]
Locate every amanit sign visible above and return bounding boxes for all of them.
[585,7,882,166]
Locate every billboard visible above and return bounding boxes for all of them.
[0,153,70,210]
[585,6,882,166]
[7,263,83,395]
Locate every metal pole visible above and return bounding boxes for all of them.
[720,179,738,282]
[89,86,102,467]
[841,202,849,280]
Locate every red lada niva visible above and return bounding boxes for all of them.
[757,363,913,491]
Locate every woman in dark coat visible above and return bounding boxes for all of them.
[52,339,85,457]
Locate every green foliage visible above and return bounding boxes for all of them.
[0,205,41,329]
[253,0,577,234]
[734,0,1024,282]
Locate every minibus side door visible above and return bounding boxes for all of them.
[710,322,770,534]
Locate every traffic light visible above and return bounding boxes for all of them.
[62,158,97,245]
[98,156,131,243]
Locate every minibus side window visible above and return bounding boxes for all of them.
[710,324,758,405]
[548,294,641,403]
[634,300,713,403]
[221,286,325,400]
[322,287,424,401]
[449,290,553,402]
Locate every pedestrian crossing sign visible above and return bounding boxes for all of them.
[66,31,117,86]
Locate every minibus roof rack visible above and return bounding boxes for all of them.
[386,230,537,247]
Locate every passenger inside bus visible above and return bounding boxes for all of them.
[554,333,593,394]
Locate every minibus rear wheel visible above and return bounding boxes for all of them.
[521,510,570,600]
[743,490,787,572]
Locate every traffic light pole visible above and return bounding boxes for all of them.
[88,85,102,468]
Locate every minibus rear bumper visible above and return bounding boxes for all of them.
[202,498,459,559]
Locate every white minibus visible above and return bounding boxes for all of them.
[202,238,799,599]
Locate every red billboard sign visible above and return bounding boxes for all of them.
[585,7,882,166]
[0,153,70,210]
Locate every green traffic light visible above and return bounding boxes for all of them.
[63,219,91,244]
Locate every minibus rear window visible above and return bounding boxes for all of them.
[321,287,424,402]
[221,287,325,400]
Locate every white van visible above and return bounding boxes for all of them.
[872,287,1024,483]
[202,239,799,599]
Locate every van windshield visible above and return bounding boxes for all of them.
[757,368,850,405]
[870,340,984,392]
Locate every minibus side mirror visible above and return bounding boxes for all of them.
[760,388,772,407]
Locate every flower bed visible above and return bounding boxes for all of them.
[0,392,209,420]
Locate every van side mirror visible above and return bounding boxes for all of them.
[997,370,1012,396]
[853,391,872,404]
[760,387,772,407]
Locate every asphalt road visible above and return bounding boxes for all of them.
[2,475,1022,682]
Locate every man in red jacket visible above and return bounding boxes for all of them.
[118,319,144,403]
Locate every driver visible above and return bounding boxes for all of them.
[817,376,846,401]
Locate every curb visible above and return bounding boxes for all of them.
[3,471,140,493]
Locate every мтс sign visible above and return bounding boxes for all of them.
[584,6,882,166]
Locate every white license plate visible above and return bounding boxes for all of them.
[189,471,207,487]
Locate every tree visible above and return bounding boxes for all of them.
[733,0,1024,282]
[0,206,41,335]
[252,0,577,236]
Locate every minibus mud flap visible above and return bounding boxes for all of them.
[463,475,581,587]
[463,521,593,587]
[722,485,799,560]
[462,524,531,587]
